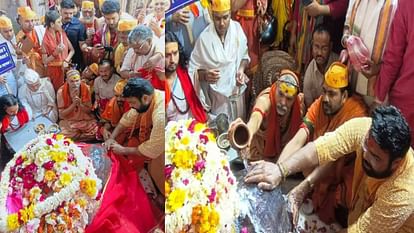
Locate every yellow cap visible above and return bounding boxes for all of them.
[205,0,230,12]
[82,0,95,9]
[17,6,37,20]
[114,79,127,95]
[88,63,99,76]
[67,69,81,80]
[324,62,348,89]
[117,19,137,32]
[0,15,12,29]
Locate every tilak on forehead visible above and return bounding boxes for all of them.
[67,69,81,80]
[277,69,299,97]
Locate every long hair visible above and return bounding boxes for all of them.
[165,31,189,68]
[0,94,25,121]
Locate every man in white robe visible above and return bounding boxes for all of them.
[18,69,58,122]
[188,0,250,121]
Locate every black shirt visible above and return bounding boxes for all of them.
[62,17,86,70]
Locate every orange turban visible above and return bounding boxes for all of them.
[17,6,37,20]
[88,63,99,76]
[0,15,12,29]
[82,0,95,9]
[117,19,137,32]
[114,79,127,95]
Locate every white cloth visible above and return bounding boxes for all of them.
[18,78,58,122]
[120,37,164,72]
[345,0,397,95]
[188,20,249,120]
[0,34,22,96]
[166,74,192,122]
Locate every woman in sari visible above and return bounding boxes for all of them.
[42,10,75,91]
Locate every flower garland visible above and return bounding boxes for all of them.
[165,119,239,233]
[0,134,102,232]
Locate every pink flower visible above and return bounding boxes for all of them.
[183,179,189,185]
[6,192,22,214]
[199,134,209,144]
[39,195,46,202]
[193,160,205,172]
[165,165,174,179]
[46,138,53,146]
[52,134,57,140]
[64,140,71,146]
[241,227,249,233]
[228,177,234,185]
[175,130,183,139]
[188,120,197,133]
[42,161,55,170]
[208,189,216,203]
[15,156,24,165]
[23,177,35,189]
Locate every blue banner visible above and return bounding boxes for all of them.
[0,42,15,75]
[166,0,198,16]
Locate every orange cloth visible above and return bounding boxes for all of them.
[42,29,70,90]
[101,98,130,127]
[234,0,260,74]
[263,82,302,157]
[304,95,368,224]
[61,82,91,110]
[16,30,46,77]
[117,98,156,172]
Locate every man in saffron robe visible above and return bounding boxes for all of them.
[101,79,130,140]
[114,19,137,74]
[245,106,414,232]
[57,69,98,141]
[15,6,46,77]
[228,70,303,161]
[104,78,165,196]
[278,62,368,226]
[189,0,250,121]
[165,31,207,123]
[375,0,414,148]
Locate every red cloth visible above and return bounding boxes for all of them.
[326,0,349,20]
[175,66,207,123]
[85,151,157,233]
[137,67,165,91]
[263,83,302,157]
[1,109,29,133]
[92,25,118,47]
[376,0,414,146]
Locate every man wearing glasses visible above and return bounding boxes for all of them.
[245,105,414,232]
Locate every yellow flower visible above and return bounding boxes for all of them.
[207,132,216,143]
[80,178,97,197]
[51,151,67,163]
[77,198,87,208]
[56,134,64,141]
[59,173,72,186]
[30,187,42,201]
[7,214,19,231]
[53,144,60,149]
[172,150,197,169]
[195,172,202,180]
[44,170,56,181]
[19,205,35,223]
[166,189,186,213]
[165,181,171,196]
[180,136,190,146]
[194,122,205,132]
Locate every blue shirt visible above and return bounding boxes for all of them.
[62,17,86,70]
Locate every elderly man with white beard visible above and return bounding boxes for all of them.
[18,69,58,122]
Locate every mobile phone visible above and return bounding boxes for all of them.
[303,0,312,6]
